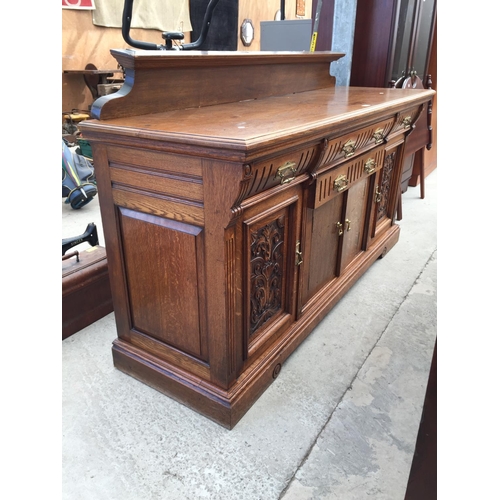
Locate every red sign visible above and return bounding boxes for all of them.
[62,0,95,9]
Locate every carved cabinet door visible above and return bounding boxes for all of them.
[241,185,303,361]
[367,141,403,247]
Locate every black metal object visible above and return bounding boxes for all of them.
[62,223,99,256]
[121,0,222,50]
[189,0,238,51]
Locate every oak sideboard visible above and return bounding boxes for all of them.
[80,50,435,428]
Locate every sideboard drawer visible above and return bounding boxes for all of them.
[390,105,422,136]
[317,117,394,171]
[314,146,385,208]
[243,143,320,198]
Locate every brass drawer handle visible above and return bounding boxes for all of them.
[275,161,297,184]
[364,158,376,174]
[375,185,382,203]
[336,222,343,236]
[372,128,384,145]
[402,116,412,129]
[333,174,348,193]
[341,140,356,158]
[345,219,351,232]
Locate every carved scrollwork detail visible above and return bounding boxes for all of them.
[249,216,285,336]
[308,138,329,183]
[231,164,254,220]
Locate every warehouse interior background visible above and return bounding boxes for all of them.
[1,2,498,499]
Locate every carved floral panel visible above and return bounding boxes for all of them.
[377,151,395,221]
[249,216,285,336]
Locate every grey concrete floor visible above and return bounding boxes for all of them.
[62,170,437,500]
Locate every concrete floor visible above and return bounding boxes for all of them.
[62,170,437,500]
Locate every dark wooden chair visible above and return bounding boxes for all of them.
[396,75,433,220]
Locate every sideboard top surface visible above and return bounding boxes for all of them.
[80,50,434,160]
[82,86,434,157]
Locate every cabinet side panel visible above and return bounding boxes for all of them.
[119,208,206,360]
